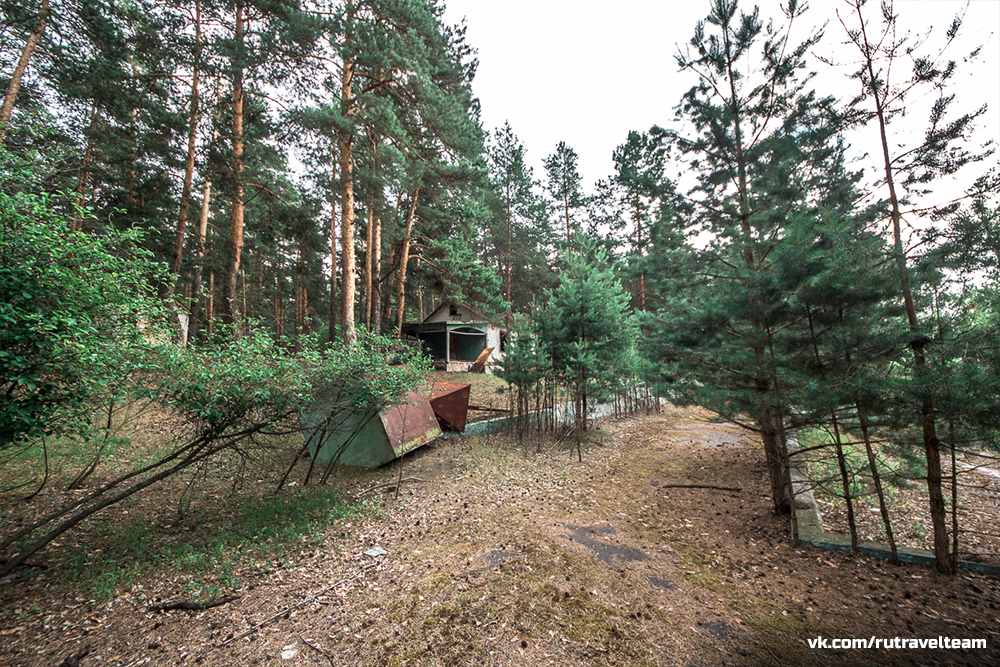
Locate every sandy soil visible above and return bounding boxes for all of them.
[2,406,999,667]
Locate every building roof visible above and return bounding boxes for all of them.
[421,302,504,329]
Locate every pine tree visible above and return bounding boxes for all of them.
[544,237,637,458]
[543,141,587,251]
[659,0,828,514]
[836,0,995,573]
[485,121,553,311]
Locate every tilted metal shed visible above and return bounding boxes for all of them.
[301,391,441,468]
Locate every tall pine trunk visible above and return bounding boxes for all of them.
[364,204,374,329]
[70,104,99,232]
[165,0,203,314]
[371,212,382,332]
[504,183,512,301]
[338,0,357,345]
[188,176,213,344]
[726,48,787,515]
[206,269,215,339]
[858,404,898,562]
[327,187,338,342]
[221,1,246,333]
[393,190,419,336]
[0,0,48,144]
[188,107,219,345]
[858,13,952,572]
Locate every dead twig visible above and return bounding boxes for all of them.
[219,562,376,648]
[660,483,742,492]
[150,594,240,612]
[0,556,47,569]
[300,635,337,666]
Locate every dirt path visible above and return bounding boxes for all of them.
[4,407,999,666]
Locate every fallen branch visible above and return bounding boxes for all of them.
[57,646,90,667]
[356,477,427,497]
[660,483,742,492]
[150,594,240,612]
[0,556,47,569]
[219,562,376,648]
[300,635,337,666]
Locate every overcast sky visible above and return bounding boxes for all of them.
[443,0,1000,202]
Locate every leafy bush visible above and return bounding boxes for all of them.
[0,174,429,579]
[0,187,168,448]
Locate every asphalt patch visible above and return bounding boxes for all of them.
[564,524,649,565]
[647,576,678,590]
[697,619,736,641]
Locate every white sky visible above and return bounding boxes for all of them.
[444,0,1000,202]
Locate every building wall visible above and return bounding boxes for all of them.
[425,303,483,323]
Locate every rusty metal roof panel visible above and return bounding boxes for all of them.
[380,391,442,458]
[429,381,471,432]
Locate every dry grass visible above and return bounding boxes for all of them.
[2,392,999,667]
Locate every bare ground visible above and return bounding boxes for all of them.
[2,406,1000,667]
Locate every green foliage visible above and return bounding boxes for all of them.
[546,239,638,399]
[497,316,552,395]
[0,325,429,577]
[297,329,431,415]
[428,235,509,322]
[0,181,168,447]
[501,238,639,438]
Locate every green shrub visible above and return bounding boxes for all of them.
[0,186,167,447]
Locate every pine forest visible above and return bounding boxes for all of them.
[2,1,1000,664]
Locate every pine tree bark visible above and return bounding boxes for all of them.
[504,182,512,301]
[393,190,420,336]
[858,404,898,562]
[220,0,246,333]
[188,176,213,343]
[274,273,285,340]
[364,204,374,329]
[338,0,357,345]
[70,103,99,232]
[832,419,859,552]
[381,239,399,325]
[127,105,138,213]
[165,0,203,310]
[327,187,339,342]
[725,43,787,515]
[563,189,571,248]
[0,0,48,144]
[857,6,952,573]
[206,269,215,338]
[371,212,382,332]
[188,109,219,345]
[294,249,305,352]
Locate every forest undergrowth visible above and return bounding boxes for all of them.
[2,403,999,667]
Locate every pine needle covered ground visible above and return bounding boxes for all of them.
[2,403,999,667]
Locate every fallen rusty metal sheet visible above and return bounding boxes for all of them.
[429,381,472,432]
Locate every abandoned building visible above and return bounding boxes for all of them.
[401,302,507,372]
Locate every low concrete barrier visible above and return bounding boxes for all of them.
[787,429,1000,575]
